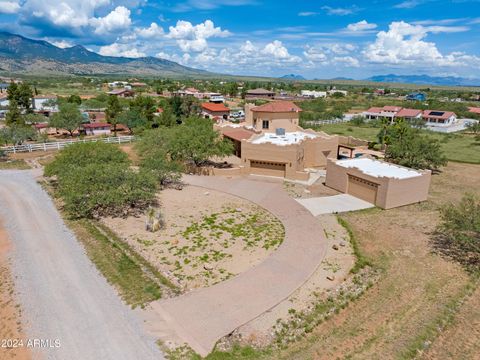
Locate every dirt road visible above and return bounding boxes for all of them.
[0,170,164,360]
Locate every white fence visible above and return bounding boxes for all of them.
[1,136,135,154]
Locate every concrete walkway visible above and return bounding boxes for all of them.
[296,194,374,216]
[150,175,328,356]
[0,171,164,360]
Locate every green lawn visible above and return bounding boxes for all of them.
[310,123,480,164]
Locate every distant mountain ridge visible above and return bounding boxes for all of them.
[366,74,480,86]
[0,32,209,77]
[279,74,306,80]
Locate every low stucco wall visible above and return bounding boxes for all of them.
[326,159,431,209]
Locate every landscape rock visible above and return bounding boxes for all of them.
[203,263,214,271]
[339,241,347,247]
[332,244,339,250]
[326,275,335,281]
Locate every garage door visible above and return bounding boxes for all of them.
[347,175,378,204]
[250,160,286,178]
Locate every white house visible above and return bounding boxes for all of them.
[328,89,348,96]
[82,123,111,136]
[32,95,58,112]
[301,90,327,98]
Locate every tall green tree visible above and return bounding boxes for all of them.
[106,95,123,135]
[5,99,22,125]
[130,95,156,123]
[49,103,83,137]
[17,83,34,113]
[116,109,147,134]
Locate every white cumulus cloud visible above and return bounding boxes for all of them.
[347,20,377,32]
[0,0,21,14]
[90,6,132,35]
[99,42,146,58]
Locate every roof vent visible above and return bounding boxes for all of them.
[276,128,286,136]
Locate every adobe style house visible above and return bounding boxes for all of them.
[245,88,275,100]
[201,102,230,120]
[245,101,301,132]
[240,130,338,180]
[362,106,402,121]
[326,158,431,209]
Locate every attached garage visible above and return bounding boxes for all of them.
[347,175,378,204]
[250,160,286,177]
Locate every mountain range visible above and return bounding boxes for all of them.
[279,74,306,80]
[0,32,208,77]
[366,74,480,87]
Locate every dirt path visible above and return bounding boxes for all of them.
[0,170,164,360]
[0,224,31,360]
[149,175,329,356]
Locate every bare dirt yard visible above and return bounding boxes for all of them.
[102,185,285,292]
[0,225,31,360]
[269,162,480,360]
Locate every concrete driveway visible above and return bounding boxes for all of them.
[0,171,164,360]
[149,175,328,356]
[296,194,374,216]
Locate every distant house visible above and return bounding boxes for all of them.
[328,89,348,96]
[82,123,111,136]
[201,102,230,120]
[422,110,457,126]
[245,88,275,100]
[300,90,327,98]
[32,95,58,114]
[468,106,480,115]
[0,94,9,107]
[395,108,423,122]
[406,92,426,101]
[130,82,147,87]
[34,122,57,135]
[0,83,8,93]
[374,89,386,96]
[362,106,402,121]
[107,89,134,98]
[209,93,225,103]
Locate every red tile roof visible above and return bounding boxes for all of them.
[468,106,480,114]
[202,102,230,112]
[251,101,302,113]
[422,110,456,120]
[222,128,254,141]
[83,123,111,129]
[396,108,422,118]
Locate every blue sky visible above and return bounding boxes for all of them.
[1,0,480,79]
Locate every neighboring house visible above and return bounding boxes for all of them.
[362,106,402,121]
[326,158,431,209]
[468,107,480,115]
[300,90,327,98]
[0,94,9,107]
[131,82,147,87]
[82,123,111,136]
[0,83,8,93]
[201,102,230,120]
[209,93,225,103]
[32,95,58,114]
[107,89,134,98]
[108,81,129,87]
[33,122,57,135]
[245,88,275,99]
[395,108,423,122]
[406,92,426,101]
[245,101,302,132]
[422,110,457,126]
[328,89,348,96]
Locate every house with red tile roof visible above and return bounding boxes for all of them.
[245,101,302,132]
[201,102,230,120]
[395,108,423,121]
[362,105,401,121]
[468,106,480,115]
[422,110,457,126]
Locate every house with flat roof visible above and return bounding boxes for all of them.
[326,158,431,209]
[245,88,275,99]
[240,129,338,180]
[245,100,302,132]
[201,102,230,120]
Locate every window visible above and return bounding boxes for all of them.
[262,120,269,129]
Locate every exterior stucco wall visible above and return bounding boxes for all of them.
[325,159,431,209]
[303,136,339,168]
[251,111,299,132]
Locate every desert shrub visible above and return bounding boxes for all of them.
[45,142,156,218]
[432,194,480,272]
